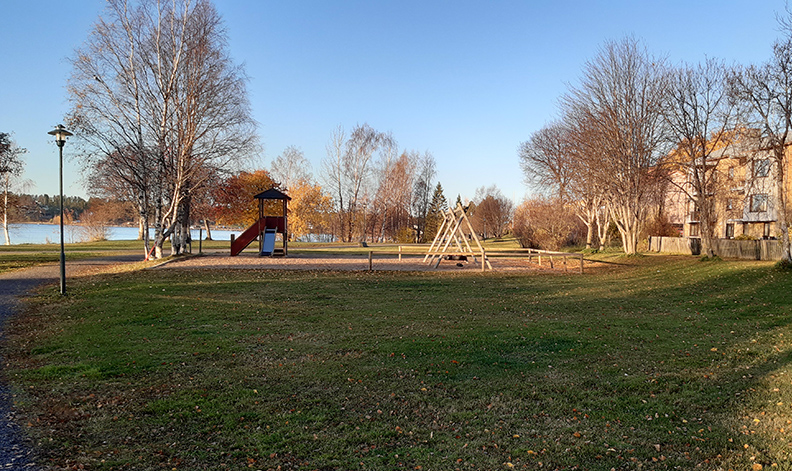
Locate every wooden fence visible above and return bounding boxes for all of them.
[484,248,585,273]
[364,247,585,273]
[648,236,783,261]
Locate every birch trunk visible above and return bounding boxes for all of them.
[203,219,213,240]
[595,207,609,252]
[2,178,9,245]
[777,151,792,262]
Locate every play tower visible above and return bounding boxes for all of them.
[230,187,291,256]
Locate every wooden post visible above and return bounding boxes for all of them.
[369,251,373,271]
[579,254,584,274]
[399,245,402,261]
[549,255,554,269]
[283,198,288,256]
[482,249,486,272]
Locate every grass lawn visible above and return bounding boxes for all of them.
[3,254,792,470]
[0,252,113,274]
[0,239,227,273]
[0,239,233,255]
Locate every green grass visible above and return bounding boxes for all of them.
[4,255,792,470]
[0,251,112,273]
[0,238,230,272]
[0,238,236,254]
[0,239,143,252]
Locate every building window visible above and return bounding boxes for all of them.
[764,222,772,239]
[689,201,700,221]
[750,194,768,212]
[754,159,771,178]
[726,198,733,211]
[728,167,735,180]
[725,223,735,239]
[689,223,700,237]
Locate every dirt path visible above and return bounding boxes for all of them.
[0,254,140,470]
[160,250,598,274]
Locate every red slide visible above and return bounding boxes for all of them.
[230,218,264,256]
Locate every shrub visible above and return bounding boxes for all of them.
[512,196,577,250]
[775,258,792,271]
[700,255,722,262]
[395,227,415,244]
[78,210,112,242]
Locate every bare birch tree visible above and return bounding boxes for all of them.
[269,145,312,192]
[345,125,394,242]
[68,0,256,258]
[321,124,393,242]
[663,58,737,258]
[322,126,347,241]
[411,151,436,242]
[562,37,671,254]
[0,133,27,245]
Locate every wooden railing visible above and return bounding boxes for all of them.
[482,248,585,273]
[362,246,584,273]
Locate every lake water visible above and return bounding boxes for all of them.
[4,223,238,245]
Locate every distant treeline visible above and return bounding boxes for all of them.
[11,194,104,223]
[9,194,88,222]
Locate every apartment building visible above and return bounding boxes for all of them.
[664,138,785,241]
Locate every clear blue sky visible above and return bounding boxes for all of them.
[0,0,784,205]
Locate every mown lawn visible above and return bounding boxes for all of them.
[3,255,792,470]
[0,238,225,273]
[0,252,111,274]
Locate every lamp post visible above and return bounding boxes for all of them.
[48,125,72,295]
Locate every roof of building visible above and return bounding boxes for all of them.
[254,187,291,200]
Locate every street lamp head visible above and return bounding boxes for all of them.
[48,124,73,147]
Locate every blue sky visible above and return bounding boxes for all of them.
[0,1,785,205]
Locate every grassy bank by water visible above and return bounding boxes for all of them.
[0,239,221,273]
[3,255,792,470]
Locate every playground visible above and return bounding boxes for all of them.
[220,188,592,273]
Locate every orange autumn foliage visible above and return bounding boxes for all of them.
[212,170,277,227]
[288,179,333,240]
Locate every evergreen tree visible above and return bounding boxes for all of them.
[423,183,447,242]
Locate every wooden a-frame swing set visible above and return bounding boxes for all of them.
[423,203,492,270]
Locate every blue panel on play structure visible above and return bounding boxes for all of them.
[260,228,276,256]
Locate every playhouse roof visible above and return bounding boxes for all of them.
[254,187,291,200]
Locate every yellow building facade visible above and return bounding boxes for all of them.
[664,139,787,241]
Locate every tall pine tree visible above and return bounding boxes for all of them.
[423,183,447,242]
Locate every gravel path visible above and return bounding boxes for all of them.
[160,250,593,273]
[0,254,140,470]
